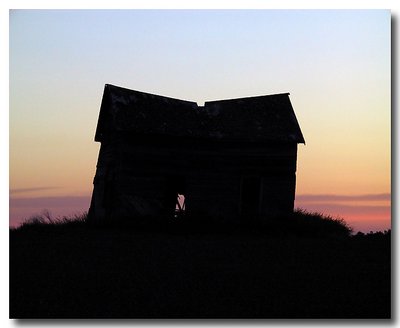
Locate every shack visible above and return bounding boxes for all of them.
[88,84,305,224]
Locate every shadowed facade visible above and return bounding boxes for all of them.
[88,84,305,224]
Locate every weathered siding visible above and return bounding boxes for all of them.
[89,138,298,224]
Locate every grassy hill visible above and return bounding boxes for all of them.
[10,210,391,319]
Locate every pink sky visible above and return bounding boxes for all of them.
[295,194,391,233]
[9,193,390,233]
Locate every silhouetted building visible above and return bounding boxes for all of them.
[88,84,305,224]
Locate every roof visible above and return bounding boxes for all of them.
[95,84,305,144]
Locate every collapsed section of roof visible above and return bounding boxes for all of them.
[95,84,305,144]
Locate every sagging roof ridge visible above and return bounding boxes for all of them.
[106,84,291,108]
[97,84,305,144]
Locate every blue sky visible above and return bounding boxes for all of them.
[10,9,389,103]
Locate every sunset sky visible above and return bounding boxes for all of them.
[9,9,391,232]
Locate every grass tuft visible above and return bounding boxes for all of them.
[259,208,354,238]
[14,210,88,232]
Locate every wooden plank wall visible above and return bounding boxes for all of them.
[90,138,298,223]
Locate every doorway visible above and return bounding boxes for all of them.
[165,176,186,219]
[175,194,186,218]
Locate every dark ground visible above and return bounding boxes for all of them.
[10,224,391,319]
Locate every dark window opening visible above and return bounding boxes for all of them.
[240,176,261,222]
